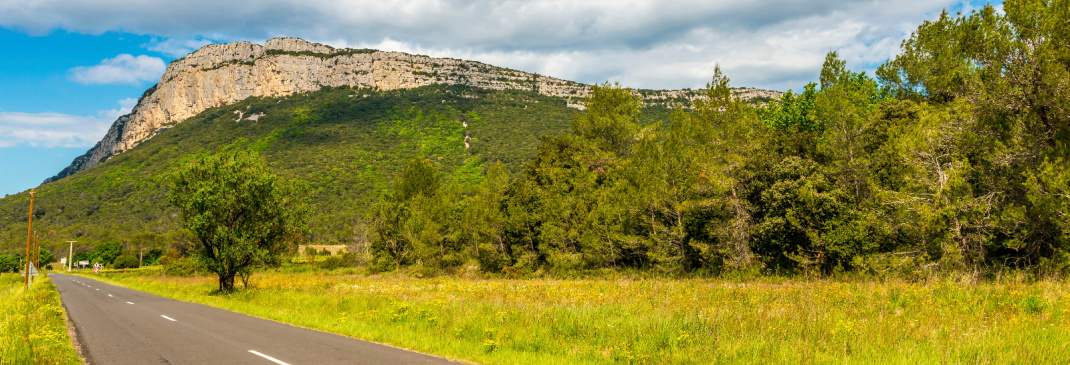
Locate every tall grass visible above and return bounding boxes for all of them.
[87,271,1070,364]
[0,274,82,364]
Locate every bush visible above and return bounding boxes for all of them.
[112,254,140,269]
[316,255,353,270]
[163,257,203,277]
[0,254,19,273]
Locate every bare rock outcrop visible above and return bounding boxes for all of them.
[45,38,782,183]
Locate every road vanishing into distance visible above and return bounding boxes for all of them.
[50,273,459,365]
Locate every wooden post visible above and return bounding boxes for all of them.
[24,189,35,289]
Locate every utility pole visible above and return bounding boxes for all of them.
[67,241,76,272]
[24,189,35,289]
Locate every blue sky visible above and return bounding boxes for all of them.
[0,0,999,197]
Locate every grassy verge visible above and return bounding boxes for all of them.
[0,273,82,364]
[83,271,1070,364]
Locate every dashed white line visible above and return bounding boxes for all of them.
[248,350,290,365]
[126,302,134,305]
[108,294,113,297]
[161,315,176,322]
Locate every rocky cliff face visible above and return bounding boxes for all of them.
[45,38,782,183]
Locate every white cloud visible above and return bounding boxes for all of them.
[0,99,134,148]
[97,97,138,121]
[68,54,166,85]
[143,37,214,57]
[2,0,979,91]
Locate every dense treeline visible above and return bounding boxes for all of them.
[368,1,1070,277]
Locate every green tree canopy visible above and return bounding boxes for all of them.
[38,248,56,265]
[93,241,123,265]
[168,149,310,291]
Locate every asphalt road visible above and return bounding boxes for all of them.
[49,273,460,365]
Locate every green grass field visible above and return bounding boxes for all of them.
[0,273,82,364]
[82,269,1070,364]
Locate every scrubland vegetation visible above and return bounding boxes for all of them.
[0,274,80,364]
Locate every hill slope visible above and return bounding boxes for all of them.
[0,84,674,253]
[47,37,780,182]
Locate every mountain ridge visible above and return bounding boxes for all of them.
[45,37,781,183]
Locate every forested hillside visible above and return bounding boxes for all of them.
[0,85,672,259]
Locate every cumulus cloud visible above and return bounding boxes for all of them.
[0,99,133,148]
[143,37,214,58]
[68,54,166,85]
[97,97,138,121]
[2,0,984,90]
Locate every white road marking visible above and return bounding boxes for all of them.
[249,350,290,365]
[96,289,100,291]
[126,302,134,305]
[161,315,176,322]
[108,294,113,297]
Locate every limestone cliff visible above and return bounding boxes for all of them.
[44,37,782,183]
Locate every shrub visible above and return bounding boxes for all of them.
[0,255,19,273]
[112,254,140,269]
[316,255,352,270]
[163,257,203,277]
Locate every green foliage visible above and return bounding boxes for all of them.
[112,254,139,269]
[0,255,19,273]
[396,158,441,201]
[369,158,462,273]
[72,251,91,264]
[168,149,310,290]
[571,82,641,156]
[93,241,123,265]
[38,248,55,265]
[162,257,204,277]
[1027,158,1070,243]
[761,83,818,131]
[462,162,514,272]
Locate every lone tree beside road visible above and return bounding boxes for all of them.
[169,149,309,291]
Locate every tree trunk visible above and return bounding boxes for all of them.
[219,273,236,291]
